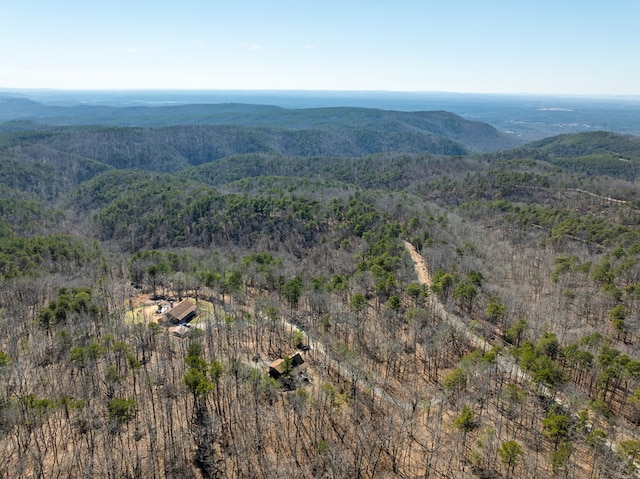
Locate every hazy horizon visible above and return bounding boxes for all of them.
[4,87,640,98]
[4,88,640,108]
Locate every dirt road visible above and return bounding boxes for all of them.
[403,241,640,475]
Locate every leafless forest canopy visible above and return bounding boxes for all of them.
[1,102,640,478]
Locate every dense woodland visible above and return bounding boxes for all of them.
[1,102,640,478]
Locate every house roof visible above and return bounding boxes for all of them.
[167,300,196,322]
[268,353,306,376]
[268,358,285,375]
[290,352,304,367]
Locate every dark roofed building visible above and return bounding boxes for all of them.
[290,352,304,367]
[166,300,196,324]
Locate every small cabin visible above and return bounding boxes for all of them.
[268,352,306,379]
[268,358,285,379]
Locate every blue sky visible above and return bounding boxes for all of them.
[1,0,639,95]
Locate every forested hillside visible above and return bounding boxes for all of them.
[1,107,640,478]
[0,98,520,152]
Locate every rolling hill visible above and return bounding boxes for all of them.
[0,97,520,153]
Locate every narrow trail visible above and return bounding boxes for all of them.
[568,187,628,205]
[279,315,424,412]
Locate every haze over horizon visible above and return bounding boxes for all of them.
[1,1,639,96]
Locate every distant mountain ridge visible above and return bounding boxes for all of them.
[0,97,520,153]
[0,124,469,173]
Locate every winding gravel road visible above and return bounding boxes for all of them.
[404,241,639,475]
